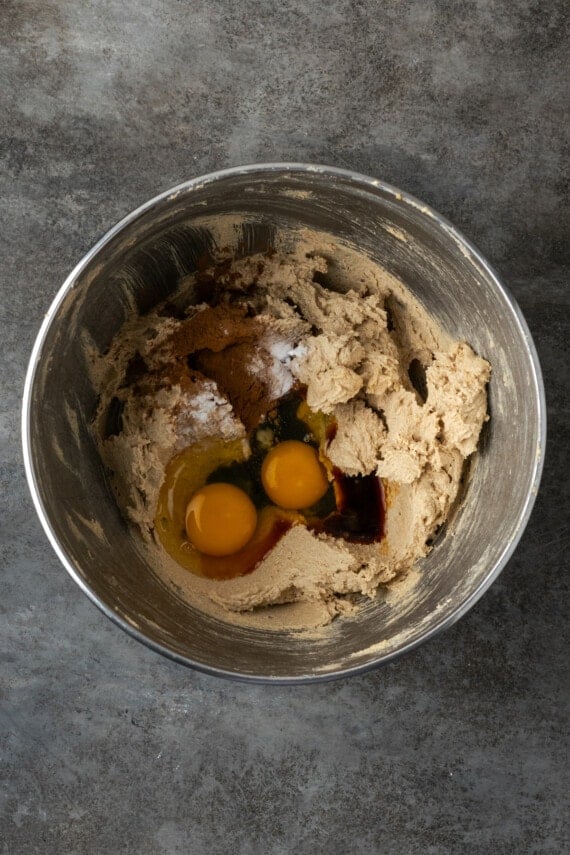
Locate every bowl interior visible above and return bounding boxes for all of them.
[24,167,544,680]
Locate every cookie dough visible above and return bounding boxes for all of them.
[92,233,490,630]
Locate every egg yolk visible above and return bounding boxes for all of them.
[261,440,329,510]
[185,483,257,557]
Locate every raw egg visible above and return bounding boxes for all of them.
[154,437,303,579]
[261,440,329,510]
[185,482,257,557]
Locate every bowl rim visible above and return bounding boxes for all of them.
[21,162,547,684]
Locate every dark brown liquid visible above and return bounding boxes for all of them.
[312,469,385,544]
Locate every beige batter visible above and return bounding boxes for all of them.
[92,233,490,630]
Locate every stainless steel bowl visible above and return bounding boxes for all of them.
[22,164,545,682]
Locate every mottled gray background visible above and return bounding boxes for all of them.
[1,2,568,853]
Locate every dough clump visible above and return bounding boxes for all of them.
[93,239,490,629]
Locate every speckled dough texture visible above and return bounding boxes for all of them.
[93,231,490,629]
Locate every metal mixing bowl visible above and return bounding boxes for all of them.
[22,164,545,682]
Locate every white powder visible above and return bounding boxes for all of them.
[187,389,229,424]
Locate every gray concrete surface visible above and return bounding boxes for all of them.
[1,2,568,852]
